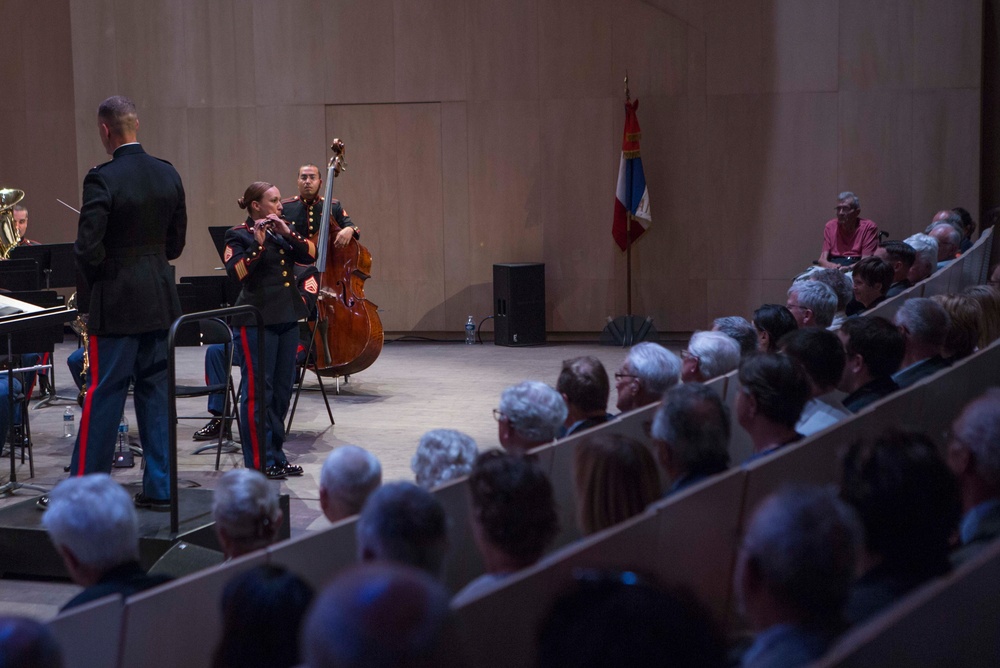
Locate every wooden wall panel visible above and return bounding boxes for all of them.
[839,0,914,90]
[539,0,614,101]
[762,0,839,93]
[181,107,259,276]
[183,0,256,108]
[468,0,539,102]
[706,0,763,95]
[111,0,188,109]
[759,93,840,280]
[838,91,914,239]
[913,0,983,89]
[540,97,618,330]
[703,94,765,281]
[440,103,474,330]
[322,0,396,104]
[251,0,326,106]
[467,101,543,283]
[613,0,689,98]
[393,0,467,103]
[255,105,327,193]
[911,90,982,227]
[0,0,973,334]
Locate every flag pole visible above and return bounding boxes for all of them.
[601,72,658,347]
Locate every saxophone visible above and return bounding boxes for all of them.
[67,293,88,405]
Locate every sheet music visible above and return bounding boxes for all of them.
[0,294,44,315]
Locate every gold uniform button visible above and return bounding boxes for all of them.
[282,271,288,277]
[280,260,286,265]
[279,249,285,255]
[283,282,290,287]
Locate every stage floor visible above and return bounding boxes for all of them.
[0,335,677,617]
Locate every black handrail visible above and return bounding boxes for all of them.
[166,305,264,537]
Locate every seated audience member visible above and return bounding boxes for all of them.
[736,353,810,461]
[213,469,283,560]
[808,269,854,327]
[816,191,878,269]
[496,380,567,454]
[892,298,950,388]
[735,486,860,668]
[357,482,449,578]
[320,445,382,523]
[874,240,916,297]
[778,329,850,436]
[927,222,962,268]
[0,616,63,668]
[411,429,477,490]
[452,451,559,606]
[556,356,613,437]
[213,565,314,668]
[903,233,939,284]
[537,573,726,668]
[614,342,681,413]
[752,304,798,352]
[712,316,758,356]
[574,433,661,535]
[302,563,457,668]
[42,474,170,611]
[838,430,960,625]
[844,256,893,316]
[680,331,741,383]
[952,206,977,252]
[931,294,982,362]
[651,383,730,495]
[927,209,964,234]
[837,316,904,413]
[786,281,837,329]
[961,284,1000,348]
[948,390,1000,566]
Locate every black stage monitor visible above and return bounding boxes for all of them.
[493,263,546,346]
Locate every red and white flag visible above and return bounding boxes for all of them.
[612,99,651,251]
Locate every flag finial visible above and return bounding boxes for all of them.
[624,71,630,102]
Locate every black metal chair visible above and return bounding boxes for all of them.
[172,318,240,470]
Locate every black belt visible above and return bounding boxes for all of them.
[106,245,166,257]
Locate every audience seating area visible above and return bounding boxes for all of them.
[43,228,999,668]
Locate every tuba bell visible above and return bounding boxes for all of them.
[0,188,25,259]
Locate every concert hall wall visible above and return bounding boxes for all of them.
[0,0,986,334]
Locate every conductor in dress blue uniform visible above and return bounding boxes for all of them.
[225,182,316,478]
[71,95,187,509]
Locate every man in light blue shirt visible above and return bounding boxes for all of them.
[948,389,1000,566]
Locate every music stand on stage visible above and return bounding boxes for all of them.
[9,243,76,290]
[0,295,75,497]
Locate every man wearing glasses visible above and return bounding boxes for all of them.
[785,281,838,329]
[816,191,879,270]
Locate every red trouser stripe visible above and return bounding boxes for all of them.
[240,327,261,470]
[76,337,99,476]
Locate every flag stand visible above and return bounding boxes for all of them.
[601,75,658,347]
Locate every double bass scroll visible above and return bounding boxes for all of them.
[311,139,384,377]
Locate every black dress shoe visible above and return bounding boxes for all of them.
[35,495,48,511]
[264,465,287,480]
[134,492,170,510]
[280,462,303,477]
[192,418,223,441]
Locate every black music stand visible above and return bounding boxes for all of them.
[8,243,75,290]
[0,259,40,292]
[0,304,75,497]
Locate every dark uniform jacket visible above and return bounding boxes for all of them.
[223,219,316,326]
[75,143,187,336]
[281,195,357,240]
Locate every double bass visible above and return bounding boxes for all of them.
[311,139,384,377]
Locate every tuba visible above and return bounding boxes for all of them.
[0,188,24,259]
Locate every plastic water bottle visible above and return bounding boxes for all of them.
[63,407,74,438]
[465,316,475,345]
[118,415,128,448]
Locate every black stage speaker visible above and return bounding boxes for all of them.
[493,263,545,346]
